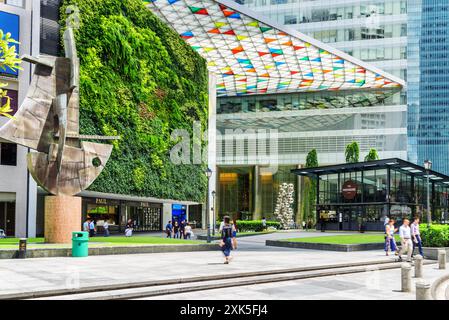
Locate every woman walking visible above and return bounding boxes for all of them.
[385,218,398,256]
[173,221,180,239]
[219,216,236,264]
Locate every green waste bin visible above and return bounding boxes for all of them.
[72,231,89,257]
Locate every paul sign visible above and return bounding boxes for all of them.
[342,180,358,200]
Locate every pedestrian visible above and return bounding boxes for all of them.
[261,217,267,231]
[384,215,390,226]
[357,214,364,233]
[411,217,424,258]
[384,218,398,256]
[320,217,326,232]
[180,220,186,239]
[173,221,180,239]
[88,219,96,237]
[83,218,89,233]
[165,220,173,238]
[231,219,238,249]
[103,218,110,237]
[125,219,133,237]
[302,220,306,230]
[185,223,193,240]
[219,216,236,264]
[398,218,413,262]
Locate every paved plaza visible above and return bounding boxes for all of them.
[0,231,447,299]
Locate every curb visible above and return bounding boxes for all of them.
[0,243,219,259]
[197,231,275,240]
[266,240,387,252]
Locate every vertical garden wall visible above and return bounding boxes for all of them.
[60,0,208,202]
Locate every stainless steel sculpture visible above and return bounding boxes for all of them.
[0,15,118,196]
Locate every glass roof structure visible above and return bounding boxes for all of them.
[144,0,405,97]
[292,158,449,186]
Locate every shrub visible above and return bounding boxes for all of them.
[235,220,280,232]
[420,224,449,247]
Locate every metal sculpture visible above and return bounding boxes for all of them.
[0,8,118,196]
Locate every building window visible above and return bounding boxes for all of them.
[0,142,17,166]
[0,89,18,116]
[2,0,24,7]
[284,15,297,25]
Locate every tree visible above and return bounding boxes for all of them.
[0,29,21,118]
[345,141,360,163]
[364,148,379,161]
[306,149,319,168]
[299,149,319,228]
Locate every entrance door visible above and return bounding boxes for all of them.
[343,208,353,231]
[0,202,15,236]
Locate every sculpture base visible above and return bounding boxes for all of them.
[44,195,82,244]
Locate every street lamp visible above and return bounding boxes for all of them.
[424,159,432,227]
[205,167,212,243]
[211,190,216,236]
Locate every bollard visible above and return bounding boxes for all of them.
[438,250,446,270]
[401,263,412,292]
[414,255,423,278]
[18,238,27,259]
[416,280,432,300]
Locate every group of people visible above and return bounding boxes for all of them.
[384,216,423,262]
[83,218,134,237]
[165,220,194,239]
[82,218,97,237]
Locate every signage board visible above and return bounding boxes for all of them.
[0,11,20,77]
[342,180,358,200]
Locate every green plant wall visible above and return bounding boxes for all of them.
[61,0,208,202]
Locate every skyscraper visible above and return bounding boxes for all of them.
[408,0,449,175]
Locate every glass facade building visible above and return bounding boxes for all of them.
[214,0,407,219]
[241,0,407,81]
[408,0,449,175]
[146,0,404,222]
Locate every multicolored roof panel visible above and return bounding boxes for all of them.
[143,0,405,97]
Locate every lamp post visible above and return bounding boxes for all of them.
[212,190,216,236]
[424,160,432,227]
[205,167,212,243]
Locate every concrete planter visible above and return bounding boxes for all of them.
[0,243,219,259]
[420,247,449,260]
[266,240,385,252]
[197,231,275,240]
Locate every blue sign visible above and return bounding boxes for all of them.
[0,11,20,77]
[172,204,183,210]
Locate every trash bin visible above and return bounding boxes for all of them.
[72,231,89,257]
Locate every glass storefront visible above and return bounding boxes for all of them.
[0,193,15,236]
[82,198,163,234]
[217,165,297,221]
[217,167,253,221]
[294,158,449,231]
[83,198,120,234]
[121,202,162,232]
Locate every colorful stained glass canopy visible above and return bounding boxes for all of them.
[143,0,404,97]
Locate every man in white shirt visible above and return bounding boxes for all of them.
[103,219,110,237]
[398,218,413,262]
[411,217,423,257]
